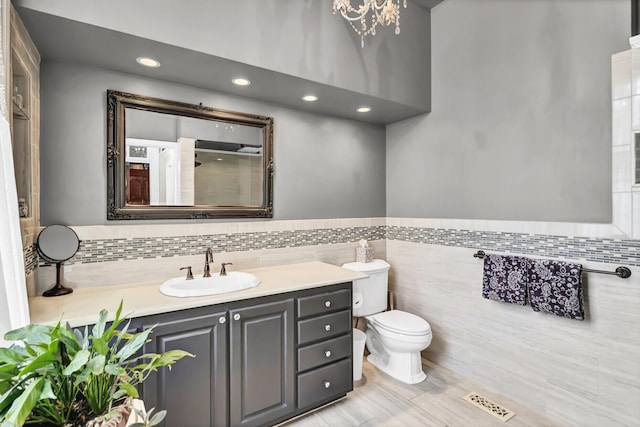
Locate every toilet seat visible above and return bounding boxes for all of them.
[368,310,431,336]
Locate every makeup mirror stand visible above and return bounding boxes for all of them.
[43,261,73,297]
[36,224,80,297]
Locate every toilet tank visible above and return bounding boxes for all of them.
[341,259,391,317]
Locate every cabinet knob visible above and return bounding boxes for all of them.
[324,324,331,332]
[325,350,332,358]
[324,381,331,389]
[234,314,241,321]
[325,301,331,308]
[219,316,226,324]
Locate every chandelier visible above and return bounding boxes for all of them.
[333,0,408,48]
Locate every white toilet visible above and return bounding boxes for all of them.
[342,259,432,384]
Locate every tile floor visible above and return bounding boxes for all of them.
[285,359,562,427]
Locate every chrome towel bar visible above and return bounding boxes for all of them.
[473,250,632,279]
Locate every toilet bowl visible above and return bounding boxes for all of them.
[341,259,433,385]
[365,310,432,384]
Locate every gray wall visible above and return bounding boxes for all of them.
[39,61,386,225]
[387,0,629,223]
[17,0,431,111]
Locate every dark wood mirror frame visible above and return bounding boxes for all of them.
[106,90,274,220]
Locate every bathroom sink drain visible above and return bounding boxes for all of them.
[462,392,516,422]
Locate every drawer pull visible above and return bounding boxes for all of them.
[324,381,331,389]
[325,301,331,308]
[233,314,241,321]
[219,316,226,324]
[324,324,331,332]
[325,350,332,358]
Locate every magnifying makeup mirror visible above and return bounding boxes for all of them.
[36,225,80,297]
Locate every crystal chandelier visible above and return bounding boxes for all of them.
[333,0,408,48]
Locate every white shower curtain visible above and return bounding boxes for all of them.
[0,0,30,347]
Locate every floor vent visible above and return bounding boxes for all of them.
[463,392,516,422]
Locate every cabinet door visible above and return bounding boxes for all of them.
[141,310,228,427]
[229,299,295,427]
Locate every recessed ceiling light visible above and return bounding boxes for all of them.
[232,78,251,86]
[357,106,371,113]
[302,95,318,102]
[136,57,161,68]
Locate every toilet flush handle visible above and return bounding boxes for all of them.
[353,292,363,309]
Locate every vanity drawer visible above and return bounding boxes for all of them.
[298,333,352,372]
[297,288,351,318]
[297,359,352,410]
[298,310,351,345]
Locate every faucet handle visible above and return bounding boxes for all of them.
[220,263,233,276]
[180,266,194,280]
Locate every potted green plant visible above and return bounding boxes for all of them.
[0,302,193,426]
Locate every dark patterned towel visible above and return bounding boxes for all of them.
[527,259,584,320]
[482,254,529,305]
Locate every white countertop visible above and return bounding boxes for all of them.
[29,261,367,327]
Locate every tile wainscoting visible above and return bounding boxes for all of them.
[33,218,386,295]
[28,217,640,425]
[386,219,640,427]
[386,226,640,266]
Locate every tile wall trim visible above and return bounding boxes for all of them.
[24,244,37,275]
[386,217,627,239]
[25,217,640,269]
[64,221,386,266]
[387,226,640,266]
[72,218,386,240]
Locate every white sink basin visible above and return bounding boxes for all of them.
[160,272,260,297]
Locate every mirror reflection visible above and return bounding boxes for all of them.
[107,90,274,220]
[124,109,264,207]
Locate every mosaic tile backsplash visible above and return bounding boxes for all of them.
[386,226,640,266]
[26,225,640,269]
[55,226,386,266]
[24,244,38,275]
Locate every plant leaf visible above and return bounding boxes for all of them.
[47,338,59,355]
[118,382,139,398]
[111,388,128,401]
[92,336,109,356]
[0,364,20,394]
[115,329,151,362]
[155,350,194,367]
[86,355,106,375]
[18,352,58,377]
[56,324,82,354]
[62,349,90,376]
[4,324,52,346]
[74,366,91,385]
[4,377,44,426]
[149,409,167,425]
[104,363,126,377]
[0,348,25,365]
[92,309,108,338]
[73,327,84,344]
[39,379,57,400]
[82,325,90,350]
[104,300,125,339]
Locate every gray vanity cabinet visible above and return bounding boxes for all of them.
[296,288,353,411]
[229,299,295,426]
[139,307,228,427]
[136,282,352,427]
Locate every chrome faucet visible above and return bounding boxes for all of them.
[203,248,214,277]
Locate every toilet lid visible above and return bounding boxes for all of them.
[369,310,431,336]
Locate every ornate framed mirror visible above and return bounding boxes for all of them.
[106,90,274,220]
